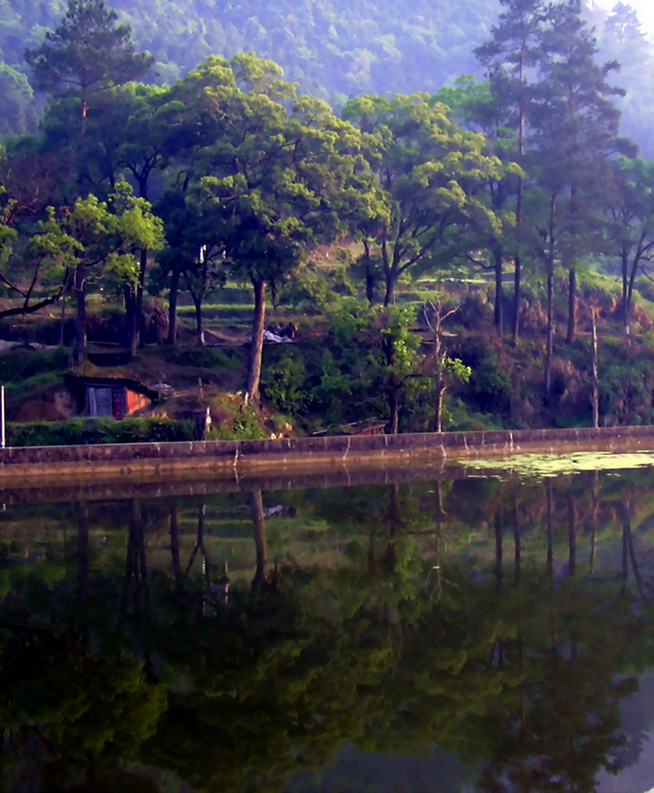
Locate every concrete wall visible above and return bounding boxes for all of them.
[2,424,654,482]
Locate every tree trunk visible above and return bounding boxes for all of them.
[512,48,525,342]
[566,265,577,344]
[512,253,521,341]
[366,266,376,305]
[435,385,445,433]
[363,239,376,305]
[193,293,205,346]
[59,292,67,347]
[388,385,400,434]
[72,263,86,368]
[544,194,556,399]
[80,84,88,136]
[166,266,180,346]
[493,245,503,333]
[135,248,148,350]
[545,267,554,399]
[591,306,599,428]
[125,285,138,358]
[247,277,266,402]
[383,270,397,306]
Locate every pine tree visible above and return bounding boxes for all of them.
[475,0,551,341]
[25,0,153,134]
[532,0,629,347]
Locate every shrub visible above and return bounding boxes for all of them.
[7,417,197,447]
[260,349,311,414]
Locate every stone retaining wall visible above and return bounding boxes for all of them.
[1,424,654,481]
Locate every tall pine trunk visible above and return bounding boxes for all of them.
[512,49,526,342]
[566,265,576,344]
[247,277,266,402]
[591,305,599,428]
[125,285,138,357]
[134,248,148,351]
[73,262,86,367]
[193,293,205,346]
[493,245,503,333]
[544,194,557,398]
[166,266,180,346]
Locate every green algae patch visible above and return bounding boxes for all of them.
[461,450,654,479]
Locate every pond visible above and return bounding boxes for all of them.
[2,458,654,792]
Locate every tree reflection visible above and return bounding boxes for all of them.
[2,475,654,792]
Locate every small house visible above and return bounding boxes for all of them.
[66,375,159,419]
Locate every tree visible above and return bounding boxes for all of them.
[177,54,375,402]
[41,182,163,366]
[475,0,550,340]
[601,3,654,150]
[605,158,654,335]
[327,299,428,433]
[422,296,472,431]
[531,0,628,345]
[343,93,506,306]
[53,82,175,351]
[0,64,39,137]
[433,76,523,334]
[25,0,153,134]
[0,148,73,322]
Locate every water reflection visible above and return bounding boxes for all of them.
[2,468,654,792]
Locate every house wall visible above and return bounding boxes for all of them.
[125,389,151,415]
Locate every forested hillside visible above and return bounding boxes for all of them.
[7,0,654,441]
[4,0,501,100]
[4,0,654,155]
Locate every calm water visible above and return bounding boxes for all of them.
[2,462,654,793]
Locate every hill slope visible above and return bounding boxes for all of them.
[2,0,654,156]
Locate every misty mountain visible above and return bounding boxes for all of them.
[2,0,654,156]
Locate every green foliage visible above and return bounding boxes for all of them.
[0,64,38,136]
[444,395,506,430]
[0,347,69,383]
[259,298,432,431]
[25,0,154,127]
[343,92,509,302]
[461,341,512,415]
[260,348,310,415]
[7,416,197,446]
[208,408,268,440]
